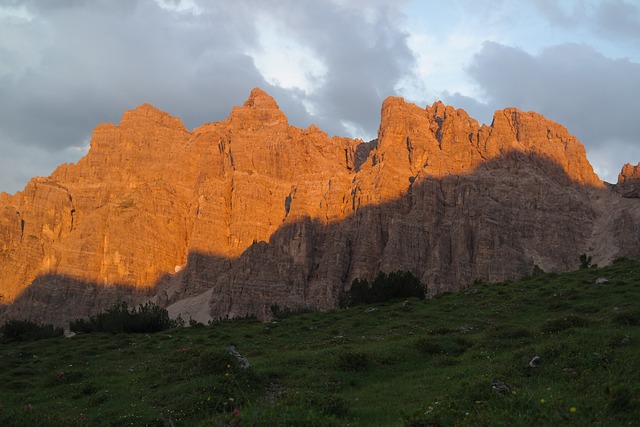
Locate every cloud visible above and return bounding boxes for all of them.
[528,0,587,27]
[465,41,640,182]
[0,1,267,150]
[439,91,494,126]
[0,0,417,193]
[529,0,640,48]
[591,0,640,45]
[243,0,415,139]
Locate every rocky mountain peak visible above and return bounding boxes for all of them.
[120,103,189,132]
[1,88,638,326]
[230,87,288,129]
[616,162,640,197]
[243,87,280,109]
[425,100,467,122]
[485,107,603,187]
[373,96,602,187]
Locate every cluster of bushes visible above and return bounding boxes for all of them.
[270,304,313,320]
[0,319,63,342]
[3,272,426,339]
[579,253,593,269]
[70,301,183,334]
[339,270,426,308]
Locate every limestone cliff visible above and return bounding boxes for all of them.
[1,89,638,325]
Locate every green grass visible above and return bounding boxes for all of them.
[1,259,639,426]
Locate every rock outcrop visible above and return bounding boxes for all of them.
[616,162,640,198]
[1,88,638,325]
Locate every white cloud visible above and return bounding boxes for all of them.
[0,4,34,22]
[247,16,328,94]
[153,0,202,15]
[588,141,640,183]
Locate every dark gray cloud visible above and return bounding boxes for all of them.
[530,0,640,47]
[463,41,640,181]
[216,0,414,137]
[528,0,588,27]
[0,0,265,149]
[9,1,636,190]
[591,0,640,45]
[0,0,415,193]
[271,1,415,137]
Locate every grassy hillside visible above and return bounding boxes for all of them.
[1,259,639,426]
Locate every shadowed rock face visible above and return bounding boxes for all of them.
[1,88,639,325]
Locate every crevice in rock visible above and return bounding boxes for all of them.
[344,148,352,171]
[68,192,76,232]
[227,178,234,248]
[229,148,235,171]
[284,194,292,217]
[434,115,444,149]
[351,185,361,213]
[354,139,378,172]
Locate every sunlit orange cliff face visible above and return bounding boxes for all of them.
[1,88,639,325]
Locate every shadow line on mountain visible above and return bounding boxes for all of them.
[2,151,632,326]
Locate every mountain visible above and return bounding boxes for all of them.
[1,88,639,325]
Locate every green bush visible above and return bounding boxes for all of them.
[414,338,444,355]
[532,264,545,277]
[282,390,348,417]
[336,350,369,372]
[486,323,533,340]
[579,253,592,269]
[340,271,425,307]
[0,319,63,342]
[270,304,313,320]
[612,308,640,326]
[68,317,94,333]
[541,314,590,333]
[69,301,182,334]
[414,336,471,357]
[606,385,639,414]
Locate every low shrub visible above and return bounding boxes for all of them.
[612,308,640,326]
[486,323,533,340]
[336,350,369,372]
[203,404,344,427]
[414,338,444,355]
[281,390,348,417]
[541,314,590,333]
[414,336,471,357]
[69,301,183,334]
[0,319,63,342]
[340,271,425,307]
[269,304,313,319]
[579,254,592,269]
[606,385,639,414]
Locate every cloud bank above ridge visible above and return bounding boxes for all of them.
[0,0,638,192]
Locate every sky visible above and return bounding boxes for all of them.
[0,0,639,193]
